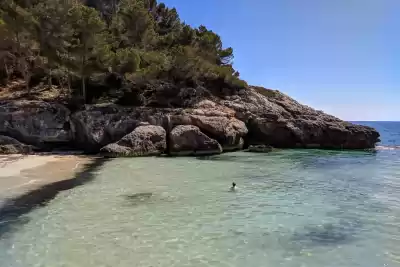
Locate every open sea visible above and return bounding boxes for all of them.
[0,121,400,267]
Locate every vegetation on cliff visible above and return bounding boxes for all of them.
[0,0,247,104]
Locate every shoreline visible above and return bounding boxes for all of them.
[0,145,393,201]
[0,154,97,200]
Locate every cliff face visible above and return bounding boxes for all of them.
[219,87,380,149]
[0,85,380,156]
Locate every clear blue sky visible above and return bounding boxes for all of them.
[162,0,399,121]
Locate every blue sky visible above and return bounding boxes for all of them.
[162,0,399,121]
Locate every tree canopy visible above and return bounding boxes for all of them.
[0,0,247,103]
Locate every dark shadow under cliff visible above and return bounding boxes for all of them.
[0,157,110,239]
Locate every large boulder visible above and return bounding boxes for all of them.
[220,87,380,149]
[189,115,246,151]
[100,125,166,157]
[167,100,248,152]
[0,135,33,154]
[0,100,72,150]
[71,105,175,152]
[169,125,222,156]
[71,102,247,153]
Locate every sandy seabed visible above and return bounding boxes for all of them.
[0,154,95,199]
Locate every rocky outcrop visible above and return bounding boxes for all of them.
[188,115,246,151]
[0,84,380,155]
[220,87,380,149]
[71,105,173,152]
[0,135,33,154]
[169,125,222,156]
[100,125,166,157]
[0,100,72,150]
[71,101,247,153]
[157,100,247,151]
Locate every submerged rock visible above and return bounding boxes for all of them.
[169,125,222,156]
[248,144,273,153]
[100,125,166,157]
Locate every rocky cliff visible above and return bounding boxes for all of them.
[0,85,380,156]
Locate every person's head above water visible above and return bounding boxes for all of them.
[230,182,237,192]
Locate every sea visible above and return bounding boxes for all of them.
[0,121,400,267]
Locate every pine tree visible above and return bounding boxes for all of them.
[0,0,247,102]
[32,0,75,87]
[0,0,38,94]
[111,0,157,50]
[67,3,107,101]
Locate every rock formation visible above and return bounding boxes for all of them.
[219,87,380,149]
[169,125,222,156]
[100,125,166,157]
[0,86,380,156]
[0,135,33,154]
[0,100,72,150]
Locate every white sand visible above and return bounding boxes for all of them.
[0,154,94,198]
[0,155,60,177]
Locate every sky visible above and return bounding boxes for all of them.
[162,0,399,121]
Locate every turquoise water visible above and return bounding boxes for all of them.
[1,122,400,267]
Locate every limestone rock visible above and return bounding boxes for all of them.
[0,100,72,150]
[0,135,33,154]
[169,125,222,156]
[219,87,380,149]
[188,115,247,151]
[100,125,166,157]
[98,143,131,157]
[0,83,379,154]
[71,105,174,152]
[71,102,247,153]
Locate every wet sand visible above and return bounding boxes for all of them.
[0,154,96,200]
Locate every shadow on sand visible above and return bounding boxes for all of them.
[0,157,110,239]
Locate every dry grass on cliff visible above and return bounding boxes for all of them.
[0,80,70,102]
[252,86,282,99]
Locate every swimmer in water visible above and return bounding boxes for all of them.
[230,182,236,191]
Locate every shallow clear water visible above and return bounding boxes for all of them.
[1,148,400,267]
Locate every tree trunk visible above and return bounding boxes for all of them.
[67,74,71,96]
[48,68,52,88]
[4,64,9,84]
[81,76,86,103]
[26,74,31,96]
[81,43,87,103]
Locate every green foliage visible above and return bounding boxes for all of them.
[0,0,39,92]
[111,0,157,49]
[32,0,74,61]
[253,86,280,98]
[113,48,141,74]
[67,4,107,100]
[0,0,247,103]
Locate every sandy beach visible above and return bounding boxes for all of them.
[0,154,96,199]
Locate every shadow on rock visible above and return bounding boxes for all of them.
[0,158,109,239]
